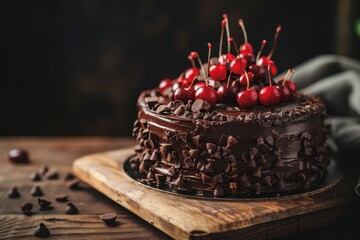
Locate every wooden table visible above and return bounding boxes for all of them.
[0,137,359,239]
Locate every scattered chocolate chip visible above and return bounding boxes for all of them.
[38,197,52,210]
[65,202,79,214]
[34,223,50,238]
[8,187,21,198]
[8,149,29,164]
[101,212,117,226]
[20,202,33,215]
[31,186,44,197]
[67,179,80,190]
[30,172,42,181]
[64,172,76,181]
[55,194,69,202]
[38,165,49,176]
[46,170,59,180]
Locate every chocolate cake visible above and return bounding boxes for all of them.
[129,15,328,197]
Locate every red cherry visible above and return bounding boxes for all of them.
[285,81,297,93]
[236,89,257,109]
[258,86,281,107]
[158,79,172,95]
[248,64,265,81]
[257,56,270,66]
[218,53,235,65]
[209,64,227,81]
[239,72,254,86]
[269,60,278,76]
[217,85,235,104]
[240,43,253,54]
[230,58,246,75]
[185,67,199,81]
[174,87,195,103]
[276,85,291,102]
[195,86,218,106]
[194,82,206,91]
[239,53,254,65]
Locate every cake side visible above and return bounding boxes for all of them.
[130,89,328,197]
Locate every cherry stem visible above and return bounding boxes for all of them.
[186,76,196,90]
[267,25,281,59]
[238,19,248,43]
[266,65,272,86]
[244,71,250,90]
[256,40,267,63]
[226,72,233,88]
[223,15,231,53]
[207,43,212,77]
[281,69,292,86]
[188,55,196,68]
[219,20,225,57]
[177,71,185,82]
[192,53,207,86]
[228,38,239,55]
[289,69,295,80]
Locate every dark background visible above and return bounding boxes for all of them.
[1,0,359,136]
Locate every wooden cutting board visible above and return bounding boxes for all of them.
[72,147,358,240]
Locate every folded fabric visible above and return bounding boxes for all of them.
[276,54,360,196]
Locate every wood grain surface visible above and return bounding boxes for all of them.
[0,137,359,240]
[73,147,360,240]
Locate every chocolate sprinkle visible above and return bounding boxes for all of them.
[20,202,33,216]
[65,202,79,214]
[8,187,21,198]
[31,186,44,197]
[34,223,50,238]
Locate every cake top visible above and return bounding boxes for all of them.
[155,14,299,111]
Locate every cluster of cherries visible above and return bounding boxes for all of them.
[158,14,298,109]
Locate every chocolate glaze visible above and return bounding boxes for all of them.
[130,89,328,197]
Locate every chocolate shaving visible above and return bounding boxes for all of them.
[155,104,167,114]
[206,143,217,154]
[226,135,238,147]
[144,96,158,109]
[174,105,185,116]
[183,157,194,169]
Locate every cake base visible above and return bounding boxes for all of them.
[73,147,356,240]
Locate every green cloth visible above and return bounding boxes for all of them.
[276,54,360,196]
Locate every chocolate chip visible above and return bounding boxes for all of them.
[226,135,238,147]
[239,174,251,188]
[46,170,59,180]
[274,158,284,168]
[174,174,185,187]
[263,176,273,187]
[183,157,194,169]
[273,119,282,125]
[55,194,69,202]
[189,149,199,159]
[30,172,42,181]
[214,186,224,197]
[259,155,267,166]
[160,143,172,155]
[149,150,159,161]
[277,178,285,190]
[168,166,176,175]
[38,165,49,176]
[144,96,158,109]
[20,202,33,215]
[8,187,21,198]
[38,197,52,210]
[191,99,210,112]
[155,104,167,114]
[247,159,256,168]
[228,182,238,195]
[252,183,261,194]
[265,135,274,146]
[65,202,79,214]
[8,149,29,164]
[155,174,166,186]
[275,136,285,148]
[191,135,200,148]
[67,179,80,190]
[34,223,50,238]
[253,167,262,179]
[100,212,117,225]
[297,173,306,182]
[64,172,76,181]
[31,186,43,197]
[174,105,185,116]
[206,143,217,154]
